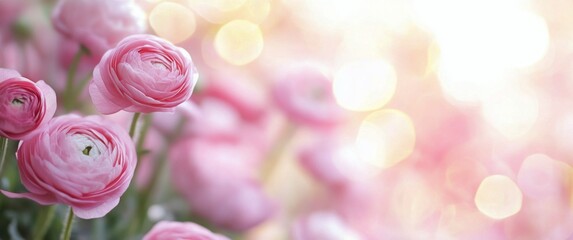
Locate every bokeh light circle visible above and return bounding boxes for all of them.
[214,19,264,65]
[355,109,415,169]
[333,60,397,111]
[149,2,197,44]
[474,175,523,219]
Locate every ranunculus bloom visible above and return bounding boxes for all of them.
[272,64,346,129]
[0,68,56,140]
[1,114,136,219]
[143,221,229,240]
[89,34,198,114]
[51,0,146,59]
[169,135,275,231]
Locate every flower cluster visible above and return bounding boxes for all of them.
[1,0,573,239]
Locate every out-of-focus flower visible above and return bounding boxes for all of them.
[143,221,229,240]
[298,139,352,189]
[200,73,268,122]
[51,0,146,59]
[291,211,363,240]
[272,64,346,129]
[169,135,275,231]
[0,0,26,28]
[1,114,136,219]
[89,34,198,114]
[0,68,56,140]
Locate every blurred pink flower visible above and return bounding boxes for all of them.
[272,64,346,129]
[51,0,146,59]
[143,221,229,240]
[0,0,26,27]
[200,73,268,122]
[0,68,56,140]
[89,34,198,114]
[298,139,352,189]
[292,211,364,240]
[169,135,275,231]
[0,37,44,82]
[1,114,136,219]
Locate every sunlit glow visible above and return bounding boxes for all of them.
[333,60,397,111]
[426,0,549,105]
[481,87,539,139]
[214,20,264,65]
[355,109,416,169]
[189,0,247,12]
[475,175,523,219]
[293,0,363,30]
[244,0,271,23]
[437,59,511,104]
[435,8,548,69]
[149,2,196,44]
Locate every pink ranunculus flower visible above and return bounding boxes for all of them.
[51,0,146,59]
[89,34,198,114]
[169,135,275,231]
[272,64,346,129]
[0,68,56,140]
[143,221,230,240]
[1,114,137,219]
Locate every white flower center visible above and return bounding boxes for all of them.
[72,135,101,158]
[11,97,25,107]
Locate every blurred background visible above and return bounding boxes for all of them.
[2,0,573,239]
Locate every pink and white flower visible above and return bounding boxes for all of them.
[89,34,198,114]
[1,114,136,219]
[272,64,346,129]
[51,0,146,59]
[0,68,56,140]
[169,135,275,231]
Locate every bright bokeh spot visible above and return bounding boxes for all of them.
[294,0,363,30]
[190,0,247,12]
[475,175,523,219]
[149,2,197,44]
[244,0,271,23]
[481,88,539,139]
[437,60,510,104]
[333,60,397,111]
[355,109,415,169]
[215,19,264,65]
[424,0,550,105]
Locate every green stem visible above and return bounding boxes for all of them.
[0,137,8,179]
[69,72,93,101]
[63,46,86,111]
[135,114,152,173]
[60,207,74,240]
[129,113,142,139]
[134,118,185,233]
[32,205,56,240]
